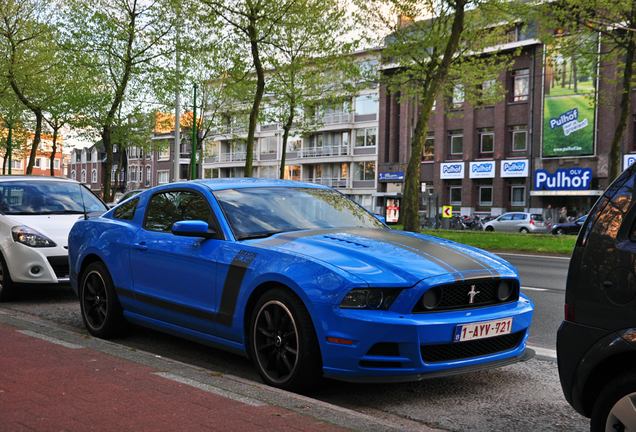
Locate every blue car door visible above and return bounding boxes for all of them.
[129,189,223,334]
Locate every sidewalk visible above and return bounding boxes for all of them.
[0,310,415,432]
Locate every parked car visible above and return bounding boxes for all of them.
[0,176,108,301]
[483,212,550,234]
[68,178,535,391]
[551,215,587,235]
[557,163,636,431]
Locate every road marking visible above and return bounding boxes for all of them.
[153,372,266,407]
[521,286,548,292]
[17,330,85,349]
[530,346,557,359]
[496,252,571,260]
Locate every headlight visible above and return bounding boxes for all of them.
[340,288,402,310]
[11,226,56,247]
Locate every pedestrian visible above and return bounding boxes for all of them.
[559,206,567,223]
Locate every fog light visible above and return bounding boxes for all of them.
[30,266,42,275]
[497,281,513,301]
[422,287,442,310]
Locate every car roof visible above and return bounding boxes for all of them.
[0,175,78,183]
[191,178,330,191]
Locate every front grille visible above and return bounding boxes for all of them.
[47,256,69,279]
[413,279,519,313]
[420,331,524,363]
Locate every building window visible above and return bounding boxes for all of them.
[449,185,462,206]
[261,166,278,179]
[452,84,465,109]
[479,185,493,206]
[261,136,277,154]
[81,152,86,163]
[480,79,496,106]
[512,69,529,102]
[478,128,494,157]
[353,161,375,181]
[448,130,463,160]
[354,94,378,116]
[510,125,528,153]
[81,169,86,183]
[157,171,169,184]
[159,147,170,160]
[510,184,526,207]
[91,169,97,183]
[287,136,302,152]
[355,128,377,147]
[139,167,143,182]
[146,166,151,186]
[71,170,76,181]
[33,158,41,168]
[130,166,136,183]
[423,132,434,162]
[54,159,60,170]
[284,165,301,181]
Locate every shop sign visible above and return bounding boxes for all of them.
[469,161,495,178]
[623,154,636,172]
[440,162,465,179]
[534,168,593,191]
[379,172,404,181]
[501,159,529,178]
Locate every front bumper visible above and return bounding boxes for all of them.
[2,242,69,284]
[317,296,534,382]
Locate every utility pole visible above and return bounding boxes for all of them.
[191,83,197,180]
[173,21,181,183]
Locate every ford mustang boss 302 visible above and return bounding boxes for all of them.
[68,178,534,391]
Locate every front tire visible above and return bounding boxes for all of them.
[79,261,127,338]
[485,226,494,232]
[0,253,15,302]
[250,288,322,392]
[591,372,636,432]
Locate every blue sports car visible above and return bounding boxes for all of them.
[68,178,534,391]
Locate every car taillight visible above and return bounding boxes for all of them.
[565,303,575,322]
[530,219,535,225]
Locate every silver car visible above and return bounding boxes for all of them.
[483,212,550,234]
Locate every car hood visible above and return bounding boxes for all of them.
[254,228,515,286]
[6,214,82,247]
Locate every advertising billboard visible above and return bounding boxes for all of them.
[542,38,596,157]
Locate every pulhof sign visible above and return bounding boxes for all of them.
[501,159,529,178]
[534,168,593,191]
[469,161,495,179]
[440,162,465,179]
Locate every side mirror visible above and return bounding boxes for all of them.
[172,220,217,239]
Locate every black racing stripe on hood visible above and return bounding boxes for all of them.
[347,229,490,273]
[253,229,343,247]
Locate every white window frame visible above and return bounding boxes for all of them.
[91,169,97,183]
[157,170,169,185]
[511,185,526,207]
[81,169,86,183]
[449,186,462,206]
[479,186,493,206]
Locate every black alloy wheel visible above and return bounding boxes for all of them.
[250,288,322,392]
[0,254,15,302]
[556,228,565,235]
[80,261,126,338]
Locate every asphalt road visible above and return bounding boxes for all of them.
[0,251,586,431]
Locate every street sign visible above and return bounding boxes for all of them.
[443,206,453,218]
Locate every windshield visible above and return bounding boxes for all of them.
[0,180,108,215]
[213,187,386,240]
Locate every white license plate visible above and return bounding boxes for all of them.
[454,317,513,342]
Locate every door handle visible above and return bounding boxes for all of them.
[133,242,148,251]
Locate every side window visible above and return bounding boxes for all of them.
[513,214,527,220]
[144,190,212,233]
[113,198,139,221]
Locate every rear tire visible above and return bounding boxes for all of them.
[520,228,529,234]
[0,253,15,302]
[79,261,127,338]
[555,228,565,235]
[250,288,322,392]
[591,372,636,432]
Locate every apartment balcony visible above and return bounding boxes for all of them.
[302,177,348,188]
[301,145,349,158]
[220,152,247,162]
[321,112,354,125]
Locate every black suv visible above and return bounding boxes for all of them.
[558,163,636,431]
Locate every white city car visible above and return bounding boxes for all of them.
[0,176,108,301]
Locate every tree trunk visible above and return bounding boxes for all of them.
[609,33,636,182]
[50,127,58,176]
[102,125,114,202]
[245,18,265,178]
[402,0,466,233]
[279,102,295,180]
